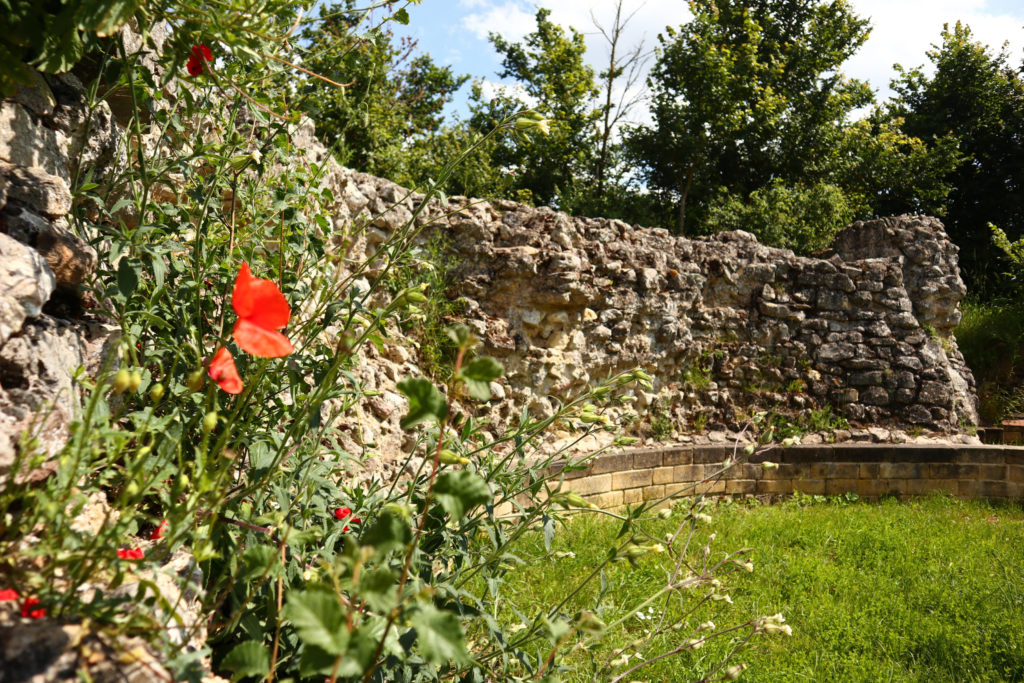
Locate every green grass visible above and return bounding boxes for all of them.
[508,495,1024,681]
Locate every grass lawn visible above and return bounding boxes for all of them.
[505,495,1024,682]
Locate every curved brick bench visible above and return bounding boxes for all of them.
[552,444,1024,508]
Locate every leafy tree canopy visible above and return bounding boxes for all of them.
[887,21,1024,295]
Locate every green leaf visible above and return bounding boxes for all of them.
[362,506,412,554]
[221,640,270,681]
[434,470,491,520]
[410,605,469,666]
[543,616,571,643]
[117,258,138,297]
[358,567,398,613]
[298,645,338,677]
[393,7,410,24]
[238,544,278,582]
[335,620,386,677]
[78,0,140,36]
[456,356,503,401]
[396,378,447,430]
[445,323,471,348]
[284,589,350,655]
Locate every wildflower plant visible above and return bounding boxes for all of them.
[0,2,784,681]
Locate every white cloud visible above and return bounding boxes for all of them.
[845,0,1024,100]
[462,2,537,41]
[476,78,539,107]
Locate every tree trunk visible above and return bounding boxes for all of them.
[677,161,696,233]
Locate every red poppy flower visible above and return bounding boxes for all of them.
[150,520,169,541]
[232,263,293,358]
[0,589,18,601]
[334,507,361,532]
[208,347,244,394]
[117,548,145,560]
[21,597,45,619]
[187,44,212,76]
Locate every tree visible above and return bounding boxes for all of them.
[629,0,873,233]
[295,3,467,181]
[887,22,1024,296]
[591,0,648,198]
[468,8,600,207]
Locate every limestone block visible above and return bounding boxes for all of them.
[0,233,54,344]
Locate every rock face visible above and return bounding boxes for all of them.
[332,170,978,435]
[0,71,117,479]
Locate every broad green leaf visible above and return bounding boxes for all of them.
[298,645,337,677]
[396,378,447,430]
[239,544,278,582]
[221,640,270,681]
[410,605,469,666]
[434,470,491,520]
[358,567,398,612]
[456,356,503,401]
[334,620,387,677]
[284,589,349,655]
[361,506,412,553]
[117,258,138,297]
[445,323,471,348]
[80,0,140,36]
[393,7,410,24]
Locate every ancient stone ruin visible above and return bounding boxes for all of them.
[335,166,979,448]
[0,65,982,475]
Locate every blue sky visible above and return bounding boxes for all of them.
[388,0,1024,124]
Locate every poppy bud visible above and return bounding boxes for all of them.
[128,371,142,393]
[438,449,470,465]
[576,611,606,636]
[112,368,132,394]
[550,491,596,509]
[149,383,165,403]
[187,369,205,393]
[202,411,218,433]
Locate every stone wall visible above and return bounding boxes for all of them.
[334,169,979,440]
[0,70,119,479]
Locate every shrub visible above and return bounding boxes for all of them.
[704,180,863,255]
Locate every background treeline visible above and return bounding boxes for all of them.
[295,0,1023,302]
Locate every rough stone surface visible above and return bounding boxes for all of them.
[0,316,118,479]
[326,166,978,438]
[0,233,55,344]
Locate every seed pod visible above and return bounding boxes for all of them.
[128,371,142,393]
[149,383,165,403]
[202,411,218,433]
[187,369,204,393]
[112,368,132,394]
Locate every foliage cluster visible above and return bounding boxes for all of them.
[955,299,1024,423]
